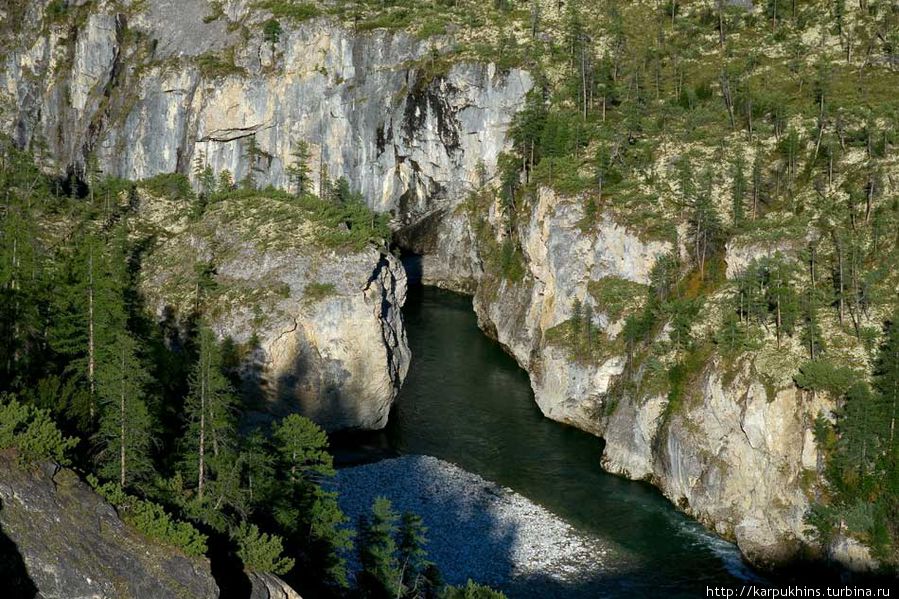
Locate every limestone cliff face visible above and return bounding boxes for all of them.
[2,0,531,223]
[454,187,843,569]
[135,190,410,431]
[0,451,219,598]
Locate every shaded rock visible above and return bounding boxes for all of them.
[0,451,218,598]
[248,572,303,599]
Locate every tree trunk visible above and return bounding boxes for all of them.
[88,247,96,420]
[835,234,845,326]
[120,345,126,488]
[198,363,206,500]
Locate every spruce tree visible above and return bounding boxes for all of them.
[839,382,880,482]
[95,330,154,489]
[874,315,899,452]
[49,232,127,430]
[0,197,44,391]
[184,325,238,502]
[397,511,435,597]
[357,496,401,599]
[285,139,312,197]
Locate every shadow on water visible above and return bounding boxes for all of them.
[333,284,764,597]
[0,497,37,599]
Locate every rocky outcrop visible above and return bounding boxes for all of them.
[0,451,219,598]
[601,362,830,568]
[135,191,410,431]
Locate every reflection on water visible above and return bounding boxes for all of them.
[335,286,758,597]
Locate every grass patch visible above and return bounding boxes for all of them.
[303,282,336,304]
[196,47,247,79]
[544,318,623,365]
[254,0,320,22]
[587,277,648,321]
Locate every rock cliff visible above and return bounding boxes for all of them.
[2,0,530,228]
[133,188,410,431]
[437,185,861,569]
[0,451,219,598]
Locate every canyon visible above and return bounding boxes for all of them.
[0,0,878,581]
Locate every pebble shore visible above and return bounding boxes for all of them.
[334,455,621,592]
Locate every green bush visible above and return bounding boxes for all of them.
[139,173,195,201]
[92,480,208,557]
[234,521,294,575]
[440,580,507,599]
[587,277,647,321]
[196,48,247,79]
[254,0,320,22]
[46,0,67,22]
[794,360,860,397]
[0,395,77,465]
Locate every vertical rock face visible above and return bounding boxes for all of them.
[462,187,840,569]
[0,452,219,598]
[2,0,532,222]
[136,192,410,431]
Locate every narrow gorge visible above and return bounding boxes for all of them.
[2,0,898,595]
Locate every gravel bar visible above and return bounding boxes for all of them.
[333,455,623,593]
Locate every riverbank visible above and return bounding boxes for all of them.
[334,455,624,594]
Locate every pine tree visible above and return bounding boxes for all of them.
[571,298,583,335]
[95,330,154,489]
[271,414,350,587]
[839,382,880,481]
[217,170,234,195]
[801,289,826,360]
[273,413,334,486]
[583,303,594,353]
[184,325,238,501]
[766,256,799,343]
[241,430,276,509]
[357,496,401,599]
[0,197,44,391]
[49,232,127,429]
[192,149,215,201]
[731,153,746,227]
[241,136,265,190]
[688,169,723,279]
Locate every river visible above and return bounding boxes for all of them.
[335,285,761,597]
